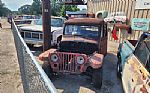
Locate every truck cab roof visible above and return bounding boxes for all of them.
[65,18,104,25]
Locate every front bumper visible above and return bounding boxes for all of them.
[39,49,104,74]
[24,39,43,45]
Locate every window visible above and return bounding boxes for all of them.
[134,41,150,68]
[64,25,99,39]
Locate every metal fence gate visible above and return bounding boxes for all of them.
[11,19,58,93]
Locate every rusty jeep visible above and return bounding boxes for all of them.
[39,18,108,88]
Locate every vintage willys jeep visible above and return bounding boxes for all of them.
[39,18,108,88]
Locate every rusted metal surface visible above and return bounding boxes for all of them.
[99,37,108,55]
[49,52,87,74]
[39,49,57,61]
[98,23,108,55]
[61,35,98,44]
[60,0,87,5]
[89,53,103,69]
[39,49,104,74]
[42,0,51,51]
[47,50,103,74]
[122,55,150,93]
[115,24,130,30]
[64,18,104,25]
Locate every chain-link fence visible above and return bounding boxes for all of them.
[11,19,58,93]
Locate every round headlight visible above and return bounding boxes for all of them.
[50,54,59,62]
[76,56,85,65]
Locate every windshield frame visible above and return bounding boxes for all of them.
[36,17,64,27]
[63,24,100,39]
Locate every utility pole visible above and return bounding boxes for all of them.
[42,0,51,51]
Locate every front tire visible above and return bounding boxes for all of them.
[27,44,34,47]
[42,62,53,78]
[92,68,102,88]
[117,54,122,78]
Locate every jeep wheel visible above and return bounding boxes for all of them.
[27,44,34,47]
[92,68,102,88]
[117,54,122,78]
[42,62,53,78]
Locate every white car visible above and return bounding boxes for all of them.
[19,17,65,46]
[104,12,127,23]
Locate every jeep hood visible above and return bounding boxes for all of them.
[61,35,97,44]
[20,25,62,32]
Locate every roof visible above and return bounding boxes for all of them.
[66,10,87,15]
[65,18,104,25]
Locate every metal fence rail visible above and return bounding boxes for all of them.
[12,19,58,93]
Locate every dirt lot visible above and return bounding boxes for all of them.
[0,18,124,93]
[0,19,24,93]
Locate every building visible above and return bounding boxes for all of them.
[87,0,150,19]
[66,10,87,18]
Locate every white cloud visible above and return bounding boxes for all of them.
[1,0,33,11]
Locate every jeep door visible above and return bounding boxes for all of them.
[98,23,107,55]
[122,41,150,93]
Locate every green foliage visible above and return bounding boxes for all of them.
[18,5,32,15]
[56,5,80,17]
[17,0,80,16]
[0,3,11,17]
[30,0,42,15]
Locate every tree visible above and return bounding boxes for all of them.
[18,5,32,15]
[0,3,11,17]
[31,0,42,15]
[59,5,80,17]
[50,0,80,17]
[17,0,80,16]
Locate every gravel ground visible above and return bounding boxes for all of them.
[0,19,24,93]
[0,18,124,93]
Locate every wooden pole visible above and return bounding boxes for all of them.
[42,0,51,51]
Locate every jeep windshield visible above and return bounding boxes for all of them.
[36,18,64,27]
[64,25,99,39]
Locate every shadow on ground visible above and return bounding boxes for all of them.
[50,53,124,93]
[28,45,124,93]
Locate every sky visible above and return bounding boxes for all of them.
[1,0,87,11]
[2,0,33,11]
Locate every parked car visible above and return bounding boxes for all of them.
[95,10,108,18]
[19,17,65,46]
[39,18,108,88]
[14,15,39,25]
[104,12,127,24]
[117,32,150,93]
[17,19,39,29]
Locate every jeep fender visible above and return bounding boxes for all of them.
[89,53,104,69]
[39,49,57,61]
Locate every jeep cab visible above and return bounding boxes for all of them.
[39,18,108,88]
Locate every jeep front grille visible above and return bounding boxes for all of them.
[52,52,83,73]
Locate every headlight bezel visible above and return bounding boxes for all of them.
[49,53,59,62]
[76,55,86,65]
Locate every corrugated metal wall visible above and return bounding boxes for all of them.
[87,0,150,19]
[87,0,150,43]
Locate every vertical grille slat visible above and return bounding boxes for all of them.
[57,52,78,73]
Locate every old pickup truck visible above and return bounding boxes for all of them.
[117,32,150,93]
[39,18,108,88]
[19,17,65,46]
